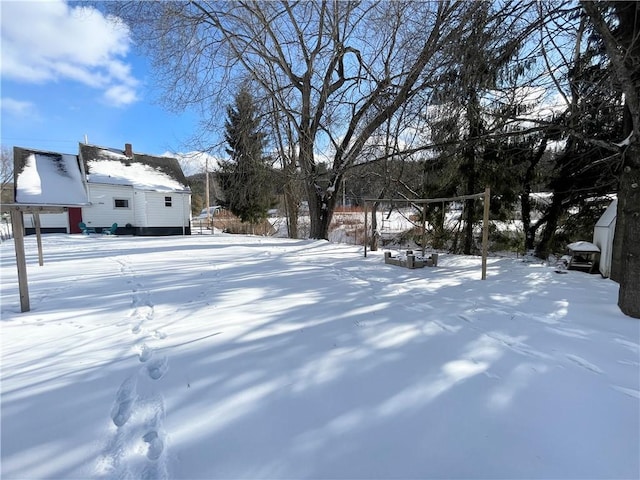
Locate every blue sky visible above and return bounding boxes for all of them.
[1,0,204,166]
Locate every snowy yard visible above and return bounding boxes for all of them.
[1,234,638,479]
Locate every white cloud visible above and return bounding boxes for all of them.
[1,98,39,120]
[104,83,138,108]
[0,0,138,106]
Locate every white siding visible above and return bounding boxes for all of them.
[84,184,135,228]
[83,184,190,230]
[133,190,147,227]
[141,191,190,227]
[24,212,68,230]
[182,193,192,228]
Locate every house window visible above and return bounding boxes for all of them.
[114,198,130,209]
[164,196,172,207]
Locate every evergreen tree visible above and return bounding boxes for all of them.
[220,86,272,226]
[427,2,533,254]
[535,9,624,258]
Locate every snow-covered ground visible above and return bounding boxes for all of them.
[1,233,638,479]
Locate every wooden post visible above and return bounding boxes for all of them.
[364,201,368,258]
[34,212,44,266]
[10,209,30,312]
[481,187,490,280]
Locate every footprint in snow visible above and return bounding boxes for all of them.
[142,394,166,461]
[136,343,153,363]
[131,322,143,334]
[147,356,168,380]
[110,375,138,427]
[152,330,167,340]
[140,462,168,480]
[143,431,164,460]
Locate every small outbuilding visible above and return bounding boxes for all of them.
[593,199,617,278]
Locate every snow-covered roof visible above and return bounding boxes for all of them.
[79,143,190,193]
[567,241,600,253]
[13,147,89,205]
[595,200,617,228]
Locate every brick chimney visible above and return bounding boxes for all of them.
[124,143,133,158]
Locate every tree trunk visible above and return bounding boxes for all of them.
[370,202,379,251]
[616,143,640,318]
[522,137,548,252]
[283,167,300,239]
[535,195,565,259]
[284,191,299,239]
[460,137,477,254]
[610,106,635,283]
[579,1,640,317]
[308,191,335,240]
[462,198,475,254]
[428,204,447,250]
[461,90,483,255]
[521,191,534,251]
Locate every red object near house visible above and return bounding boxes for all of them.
[68,208,82,234]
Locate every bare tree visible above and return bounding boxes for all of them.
[265,92,302,238]
[107,0,488,239]
[1,146,14,206]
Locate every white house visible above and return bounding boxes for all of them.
[593,199,617,278]
[14,143,192,236]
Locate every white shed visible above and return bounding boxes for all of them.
[593,200,617,278]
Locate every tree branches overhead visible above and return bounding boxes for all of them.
[107,1,628,241]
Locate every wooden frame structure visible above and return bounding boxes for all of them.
[363,187,491,280]
[3,203,78,312]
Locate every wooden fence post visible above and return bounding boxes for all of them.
[10,209,30,312]
[34,212,44,266]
